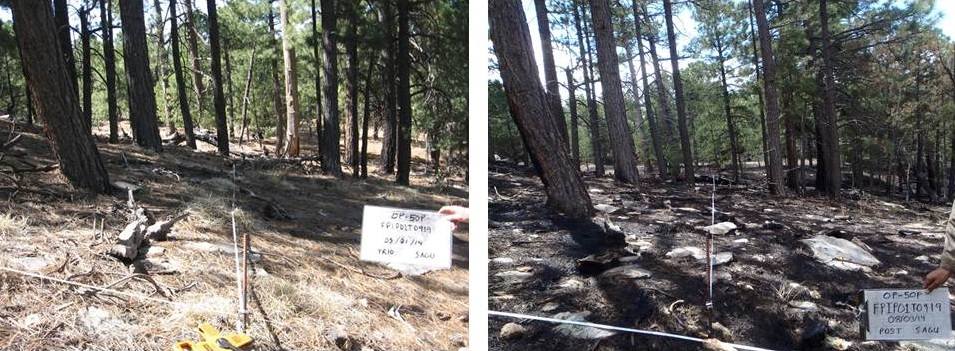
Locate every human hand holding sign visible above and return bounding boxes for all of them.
[439,205,469,230]
[923,267,952,292]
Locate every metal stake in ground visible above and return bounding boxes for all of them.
[230,164,248,332]
[708,174,715,308]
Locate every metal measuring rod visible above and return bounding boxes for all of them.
[172,323,254,351]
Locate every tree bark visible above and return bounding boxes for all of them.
[572,3,603,177]
[344,5,360,176]
[320,0,343,177]
[713,29,740,183]
[280,0,300,157]
[152,0,172,129]
[11,0,111,193]
[183,0,205,123]
[101,0,119,143]
[120,0,163,152]
[748,0,769,174]
[79,4,92,132]
[644,4,677,177]
[752,0,786,195]
[623,44,653,175]
[377,0,397,174]
[238,47,256,145]
[53,0,78,99]
[533,0,568,149]
[207,0,229,156]
[817,0,841,197]
[589,0,640,184]
[565,69,580,166]
[311,0,323,157]
[662,0,694,182]
[395,0,412,185]
[170,0,197,149]
[268,3,286,154]
[632,2,667,179]
[490,0,594,219]
[361,54,376,179]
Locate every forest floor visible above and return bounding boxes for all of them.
[0,119,469,351]
[488,161,955,351]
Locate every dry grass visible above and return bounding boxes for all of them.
[0,127,469,351]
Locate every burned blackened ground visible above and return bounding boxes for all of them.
[488,162,954,351]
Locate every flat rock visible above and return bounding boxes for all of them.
[701,252,734,266]
[599,264,652,280]
[552,311,616,339]
[618,256,642,263]
[491,257,515,265]
[800,235,880,271]
[540,302,560,312]
[704,222,737,235]
[732,238,749,244]
[594,204,620,214]
[386,263,435,276]
[495,270,533,283]
[557,277,587,290]
[146,246,166,257]
[12,256,50,272]
[666,247,704,260]
[788,301,819,312]
[500,323,526,340]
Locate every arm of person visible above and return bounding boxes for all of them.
[924,200,955,292]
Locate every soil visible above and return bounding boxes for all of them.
[488,161,954,351]
[0,119,469,350]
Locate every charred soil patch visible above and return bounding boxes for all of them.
[489,162,952,351]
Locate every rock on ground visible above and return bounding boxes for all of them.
[800,235,880,271]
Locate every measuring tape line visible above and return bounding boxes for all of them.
[488,310,779,351]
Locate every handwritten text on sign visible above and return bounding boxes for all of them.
[864,288,951,340]
[359,205,452,268]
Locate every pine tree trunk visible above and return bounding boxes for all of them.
[152,0,172,129]
[268,3,286,154]
[748,0,769,174]
[101,0,119,143]
[752,0,786,195]
[183,0,205,123]
[644,4,678,177]
[632,2,667,179]
[11,0,111,193]
[572,3,603,177]
[53,0,78,99]
[818,0,841,197]
[311,0,323,156]
[79,5,92,132]
[784,71,800,190]
[238,47,256,145]
[361,55,376,179]
[170,0,197,149]
[395,0,412,185]
[377,0,397,174]
[207,0,229,156]
[321,0,343,177]
[279,0,300,157]
[490,0,594,219]
[120,0,163,152]
[589,0,640,184]
[565,69,580,166]
[662,0,694,182]
[344,6,360,175]
[623,44,652,175]
[714,32,740,183]
[533,0,568,149]
[224,41,236,138]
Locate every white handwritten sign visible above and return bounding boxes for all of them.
[359,205,453,269]
[863,288,951,340]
